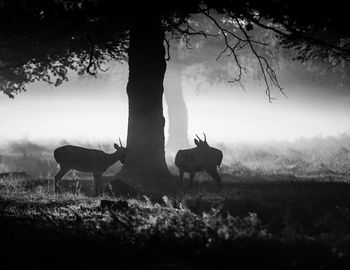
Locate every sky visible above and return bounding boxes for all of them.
[0,62,350,148]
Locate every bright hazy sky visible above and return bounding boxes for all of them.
[0,63,350,147]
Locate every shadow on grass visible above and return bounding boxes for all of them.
[2,175,350,269]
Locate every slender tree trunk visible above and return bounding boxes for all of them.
[164,64,189,153]
[118,14,171,185]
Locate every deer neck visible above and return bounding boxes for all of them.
[106,152,120,166]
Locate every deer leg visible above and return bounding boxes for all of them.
[93,173,102,196]
[206,168,222,189]
[179,169,184,186]
[54,167,69,193]
[189,171,196,187]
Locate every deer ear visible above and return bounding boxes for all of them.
[114,143,119,149]
[194,139,199,146]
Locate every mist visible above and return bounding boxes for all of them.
[2,132,350,180]
[1,33,350,179]
[0,58,349,149]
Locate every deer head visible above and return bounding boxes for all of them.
[113,138,128,164]
[194,132,209,148]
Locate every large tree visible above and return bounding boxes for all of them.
[0,0,349,187]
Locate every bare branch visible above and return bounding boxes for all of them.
[215,46,228,61]
[96,60,110,72]
[175,20,219,38]
[201,10,248,85]
[84,20,97,76]
[234,17,286,102]
[200,8,287,101]
[182,34,193,49]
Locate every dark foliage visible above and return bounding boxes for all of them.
[2,176,350,269]
[0,0,349,97]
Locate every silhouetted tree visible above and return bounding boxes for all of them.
[164,62,189,153]
[0,0,349,186]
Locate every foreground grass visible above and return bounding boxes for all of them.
[1,176,350,269]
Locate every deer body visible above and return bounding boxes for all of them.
[54,142,127,195]
[175,133,223,187]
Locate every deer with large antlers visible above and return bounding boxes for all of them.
[175,133,223,188]
[54,139,128,195]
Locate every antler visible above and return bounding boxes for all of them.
[196,133,207,142]
[119,137,123,147]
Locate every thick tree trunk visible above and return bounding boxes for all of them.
[164,64,189,153]
[118,14,172,185]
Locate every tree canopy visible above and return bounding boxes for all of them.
[0,0,349,98]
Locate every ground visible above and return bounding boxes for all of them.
[1,172,350,269]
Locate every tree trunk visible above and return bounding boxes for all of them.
[164,64,189,153]
[118,14,172,185]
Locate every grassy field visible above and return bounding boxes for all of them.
[1,173,350,269]
[1,135,350,268]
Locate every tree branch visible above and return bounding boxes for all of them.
[234,17,286,101]
[245,13,350,64]
[83,20,97,76]
[201,10,249,83]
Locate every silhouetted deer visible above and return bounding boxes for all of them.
[175,133,223,187]
[54,139,128,195]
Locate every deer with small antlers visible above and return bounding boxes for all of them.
[54,139,128,195]
[175,133,223,188]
